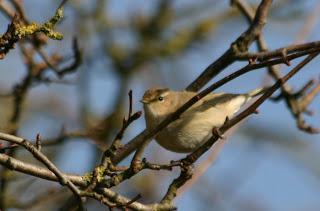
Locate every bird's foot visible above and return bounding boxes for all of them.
[212,127,224,139]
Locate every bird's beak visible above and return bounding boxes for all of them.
[140,99,148,104]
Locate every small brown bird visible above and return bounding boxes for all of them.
[141,87,266,153]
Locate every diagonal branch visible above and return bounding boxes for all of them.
[110,0,274,164]
[186,0,273,91]
[161,52,320,204]
[0,153,86,186]
[233,0,320,133]
[110,43,317,164]
[0,132,82,199]
[0,151,175,210]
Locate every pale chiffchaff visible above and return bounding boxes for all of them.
[141,87,266,153]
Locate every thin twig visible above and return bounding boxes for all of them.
[0,132,82,199]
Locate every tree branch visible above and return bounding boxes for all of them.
[186,0,273,91]
[160,52,319,204]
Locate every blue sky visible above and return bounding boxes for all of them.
[1,1,320,210]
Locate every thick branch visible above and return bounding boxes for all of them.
[0,152,175,210]
[0,153,86,186]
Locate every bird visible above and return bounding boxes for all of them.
[141,87,266,153]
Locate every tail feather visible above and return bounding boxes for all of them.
[213,87,269,116]
[247,87,269,98]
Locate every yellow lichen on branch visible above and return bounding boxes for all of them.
[15,7,64,40]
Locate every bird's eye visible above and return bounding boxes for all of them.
[158,96,164,101]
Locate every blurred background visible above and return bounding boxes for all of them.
[0,0,320,210]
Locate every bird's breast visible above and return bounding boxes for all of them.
[155,109,224,153]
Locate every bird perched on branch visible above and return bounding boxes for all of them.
[141,87,266,153]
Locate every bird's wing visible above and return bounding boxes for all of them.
[181,91,248,118]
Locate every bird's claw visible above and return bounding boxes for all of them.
[212,127,224,139]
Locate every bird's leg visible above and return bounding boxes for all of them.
[223,116,229,124]
[211,116,228,139]
[212,127,224,139]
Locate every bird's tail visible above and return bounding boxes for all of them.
[218,87,270,117]
[247,87,269,98]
